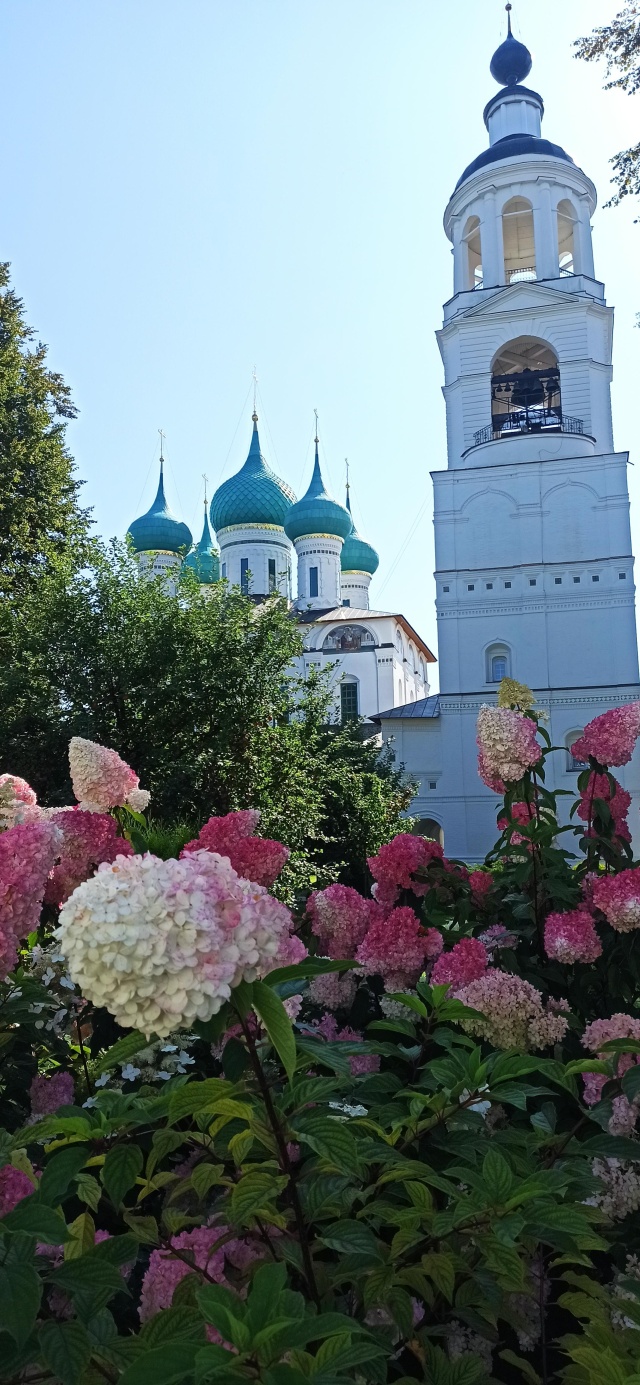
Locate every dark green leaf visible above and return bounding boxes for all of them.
[39,1320,92,1385]
[252,980,296,1081]
[102,1144,143,1207]
[292,1113,361,1174]
[38,1147,89,1206]
[122,1213,160,1245]
[482,1148,513,1204]
[94,1031,148,1075]
[168,1079,231,1124]
[119,1342,200,1385]
[264,958,358,987]
[3,1196,70,1244]
[140,1307,206,1346]
[231,1170,289,1223]
[0,1263,41,1347]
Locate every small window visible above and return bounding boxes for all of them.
[555,577,562,585]
[504,581,511,589]
[309,566,319,598]
[221,562,227,579]
[342,598,350,607]
[468,583,475,591]
[268,558,276,593]
[619,572,627,580]
[486,582,493,590]
[340,682,359,722]
[429,780,437,790]
[490,655,508,682]
[529,578,537,587]
[573,575,581,584]
[443,585,450,593]
[592,574,599,583]
[240,557,249,594]
[567,738,589,771]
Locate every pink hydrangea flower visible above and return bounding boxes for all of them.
[544,910,602,964]
[570,704,640,768]
[367,834,444,911]
[577,773,632,842]
[306,884,380,958]
[29,1072,75,1116]
[45,809,134,908]
[307,968,358,1010]
[139,1227,229,1321]
[592,869,640,933]
[430,937,488,991]
[0,774,39,831]
[498,800,535,846]
[476,706,541,787]
[182,810,288,889]
[311,1014,380,1076]
[68,737,150,813]
[0,1166,34,1216]
[478,923,517,953]
[0,820,61,979]
[356,905,437,990]
[469,871,493,906]
[456,969,568,1051]
[582,1013,640,1109]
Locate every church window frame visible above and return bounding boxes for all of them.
[340,678,359,723]
[268,558,277,593]
[309,565,319,598]
[240,557,250,594]
[412,817,444,848]
[485,642,511,684]
[566,733,589,772]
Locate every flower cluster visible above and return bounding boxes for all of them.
[306,883,379,958]
[311,1014,380,1076]
[570,703,640,768]
[307,968,358,1011]
[589,1159,640,1221]
[57,849,301,1038]
[496,678,535,713]
[0,820,61,979]
[367,833,444,911]
[0,774,39,831]
[497,800,535,846]
[30,1071,74,1117]
[430,937,488,991]
[139,1226,229,1321]
[469,871,493,907]
[0,1165,34,1217]
[456,970,568,1051]
[476,706,541,789]
[478,923,517,953]
[68,737,150,813]
[581,1013,640,1108]
[356,906,441,991]
[544,909,602,964]
[591,868,640,933]
[577,772,632,842]
[182,810,288,889]
[45,809,134,908]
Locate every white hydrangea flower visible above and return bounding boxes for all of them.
[56,849,296,1039]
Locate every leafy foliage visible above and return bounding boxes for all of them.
[575,4,640,208]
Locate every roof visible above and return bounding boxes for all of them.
[341,494,379,575]
[210,417,296,532]
[455,133,574,191]
[184,508,220,584]
[284,442,352,543]
[298,607,437,663]
[374,694,441,722]
[127,466,193,555]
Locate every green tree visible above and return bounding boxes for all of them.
[0,263,89,594]
[0,541,413,890]
[575,4,640,208]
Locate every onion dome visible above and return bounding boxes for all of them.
[127,462,192,554]
[210,414,296,532]
[284,437,352,544]
[341,491,379,575]
[490,6,532,86]
[184,503,220,584]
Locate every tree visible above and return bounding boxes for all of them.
[0,264,90,594]
[0,541,413,889]
[575,4,640,208]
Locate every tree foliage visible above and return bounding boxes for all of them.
[575,4,640,208]
[0,263,89,595]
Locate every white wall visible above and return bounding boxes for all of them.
[218,526,292,598]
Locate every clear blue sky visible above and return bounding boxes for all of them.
[2,0,638,682]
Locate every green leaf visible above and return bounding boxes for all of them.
[196,1344,245,1382]
[122,1213,160,1246]
[102,1144,143,1207]
[320,1220,385,1261]
[3,1196,70,1244]
[0,1263,42,1347]
[94,1030,148,1075]
[622,1065,640,1101]
[231,1170,289,1224]
[292,1113,361,1174]
[39,1147,89,1206]
[482,1147,513,1204]
[39,1320,92,1385]
[64,1212,96,1261]
[196,1284,251,1351]
[48,1257,126,1318]
[168,1079,231,1124]
[119,1343,200,1385]
[191,1164,226,1201]
[498,1350,541,1384]
[140,1306,206,1346]
[264,958,358,987]
[76,1173,102,1212]
[252,980,296,1081]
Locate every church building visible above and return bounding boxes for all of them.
[376,17,640,858]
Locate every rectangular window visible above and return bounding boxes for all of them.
[268,558,276,593]
[573,575,580,584]
[240,558,249,594]
[342,599,350,607]
[340,682,358,721]
[467,583,474,591]
[309,566,319,598]
[620,572,627,580]
[221,562,227,579]
[504,581,511,589]
[486,582,493,590]
[555,577,562,584]
[443,585,450,592]
[529,578,536,586]
[429,781,437,790]
[592,574,600,582]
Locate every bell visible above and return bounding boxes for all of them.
[510,368,544,409]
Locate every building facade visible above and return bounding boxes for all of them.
[378,20,640,859]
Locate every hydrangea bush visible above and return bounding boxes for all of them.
[3,717,640,1382]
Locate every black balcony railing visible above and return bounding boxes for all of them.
[473,412,585,447]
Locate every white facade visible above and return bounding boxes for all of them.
[218,524,291,599]
[296,609,434,722]
[379,37,640,860]
[294,535,343,611]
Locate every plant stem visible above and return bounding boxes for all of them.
[76,1017,92,1096]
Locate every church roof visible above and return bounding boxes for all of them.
[340,492,379,575]
[184,506,220,584]
[210,415,296,532]
[284,438,352,543]
[127,465,193,555]
[374,694,441,721]
[455,134,574,191]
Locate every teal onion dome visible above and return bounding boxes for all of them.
[341,495,379,575]
[284,440,352,543]
[184,506,220,584]
[127,464,192,554]
[210,415,296,531]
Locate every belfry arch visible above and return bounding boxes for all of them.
[490,336,561,436]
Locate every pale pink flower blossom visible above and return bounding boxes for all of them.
[456,969,568,1051]
[30,1072,74,1116]
[139,1227,229,1321]
[307,968,358,1011]
[68,737,149,813]
[592,869,640,933]
[0,1166,34,1217]
[544,910,602,964]
[0,820,61,979]
[577,772,632,842]
[306,883,379,958]
[45,809,134,908]
[476,706,541,786]
[582,1013,640,1107]
[0,774,39,831]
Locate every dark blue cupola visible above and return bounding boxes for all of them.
[489,4,532,86]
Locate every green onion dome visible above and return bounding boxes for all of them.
[284,441,352,543]
[341,496,379,575]
[184,507,220,584]
[127,465,193,554]
[210,415,296,532]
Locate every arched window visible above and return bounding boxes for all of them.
[566,733,589,771]
[502,197,536,283]
[412,818,444,847]
[340,678,359,722]
[463,215,483,289]
[486,642,511,683]
[557,199,576,276]
[322,624,376,653]
[490,337,561,438]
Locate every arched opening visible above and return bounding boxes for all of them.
[322,624,376,653]
[412,818,444,847]
[490,337,561,438]
[485,642,511,684]
[557,199,576,276]
[502,197,536,283]
[463,215,483,289]
[566,732,589,771]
